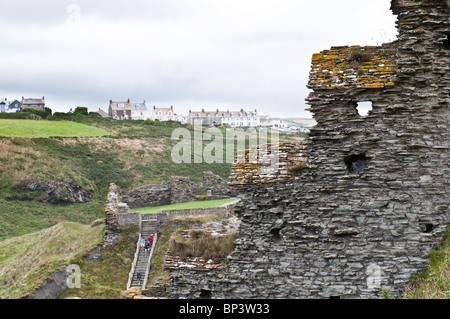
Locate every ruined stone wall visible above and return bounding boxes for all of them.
[103,183,124,247]
[122,172,236,209]
[105,182,238,231]
[112,203,235,229]
[122,184,171,209]
[164,0,449,299]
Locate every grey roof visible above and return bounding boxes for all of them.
[8,101,21,108]
[0,99,21,108]
[97,108,109,117]
[131,103,147,111]
[22,98,45,105]
[153,107,172,112]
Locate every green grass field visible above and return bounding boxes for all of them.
[0,119,114,137]
[130,198,240,214]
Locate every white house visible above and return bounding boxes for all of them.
[260,116,287,129]
[188,109,260,127]
[152,106,175,121]
[0,98,22,113]
[131,102,149,120]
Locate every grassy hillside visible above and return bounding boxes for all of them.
[0,220,104,299]
[0,117,292,240]
[0,119,114,138]
[0,120,215,240]
[57,224,140,299]
[0,116,297,298]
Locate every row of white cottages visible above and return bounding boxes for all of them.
[106,99,286,128]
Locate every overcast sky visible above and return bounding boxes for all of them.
[0,0,398,118]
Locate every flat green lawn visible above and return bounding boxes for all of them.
[0,119,114,137]
[130,198,240,214]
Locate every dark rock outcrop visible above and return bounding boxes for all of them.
[20,182,92,204]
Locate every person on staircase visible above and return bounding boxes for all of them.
[148,234,154,247]
[136,272,142,285]
[144,241,150,255]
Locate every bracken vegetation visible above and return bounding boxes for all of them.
[169,229,237,260]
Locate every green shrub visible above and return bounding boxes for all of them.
[74,107,88,115]
[144,119,165,126]
[22,108,51,119]
[0,112,42,120]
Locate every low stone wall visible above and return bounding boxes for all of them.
[156,206,232,224]
[116,205,236,228]
[106,183,239,231]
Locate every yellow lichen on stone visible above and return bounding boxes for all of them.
[308,43,398,90]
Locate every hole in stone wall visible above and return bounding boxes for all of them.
[270,228,283,242]
[344,154,368,174]
[200,289,212,299]
[356,101,373,117]
[421,223,435,233]
[444,34,450,50]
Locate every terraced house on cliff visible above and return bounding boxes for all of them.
[188,109,260,127]
[163,0,449,299]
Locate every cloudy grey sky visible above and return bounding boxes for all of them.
[0,0,398,118]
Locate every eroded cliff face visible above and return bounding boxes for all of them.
[162,0,449,299]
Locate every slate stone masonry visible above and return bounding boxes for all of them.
[164,0,449,299]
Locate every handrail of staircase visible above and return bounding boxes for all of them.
[142,232,158,289]
[126,232,142,290]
